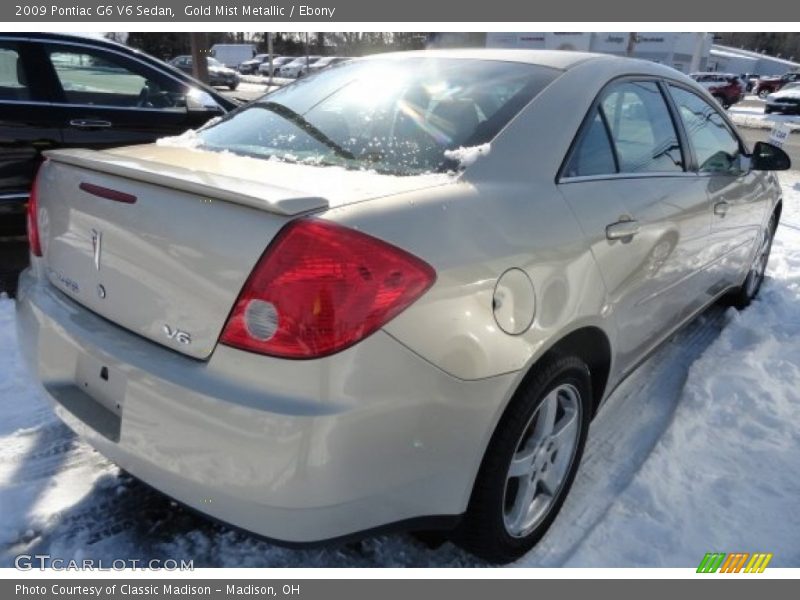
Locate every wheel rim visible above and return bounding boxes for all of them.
[502,383,582,538]
[745,224,773,298]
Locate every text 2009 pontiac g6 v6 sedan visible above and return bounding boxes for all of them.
[16,50,790,563]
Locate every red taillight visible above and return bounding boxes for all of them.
[220,219,436,359]
[27,164,43,257]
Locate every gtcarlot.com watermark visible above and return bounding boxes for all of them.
[14,554,194,571]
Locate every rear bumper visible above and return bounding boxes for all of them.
[15,269,514,543]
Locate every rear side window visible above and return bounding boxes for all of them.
[600,81,684,173]
[0,43,30,101]
[563,109,617,177]
[668,85,742,174]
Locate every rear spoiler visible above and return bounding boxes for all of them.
[43,148,329,217]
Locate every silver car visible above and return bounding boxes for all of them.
[16,49,790,563]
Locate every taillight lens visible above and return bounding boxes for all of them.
[27,164,44,257]
[220,219,436,359]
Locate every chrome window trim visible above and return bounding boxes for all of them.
[0,98,188,112]
[559,171,700,184]
[0,192,30,200]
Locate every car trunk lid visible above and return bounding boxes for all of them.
[37,146,451,359]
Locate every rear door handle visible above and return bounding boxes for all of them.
[69,119,112,129]
[714,200,730,217]
[606,219,640,241]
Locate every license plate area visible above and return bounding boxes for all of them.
[75,353,127,418]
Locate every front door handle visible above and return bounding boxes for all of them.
[69,119,112,129]
[714,200,730,217]
[606,219,640,241]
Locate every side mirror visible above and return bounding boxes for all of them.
[186,88,222,113]
[750,141,791,171]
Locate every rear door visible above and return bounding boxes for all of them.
[666,84,766,290]
[0,39,62,199]
[559,79,714,372]
[37,41,214,149]
[0,39,63,292]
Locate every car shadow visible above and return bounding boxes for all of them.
[0,288,762,567]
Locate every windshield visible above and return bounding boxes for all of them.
[198,58,559,175]
[207,57,223,67]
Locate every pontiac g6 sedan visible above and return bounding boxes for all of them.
[16,50,790,563]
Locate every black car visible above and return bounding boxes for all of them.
[0,32,237,296]
[169,55,240,90]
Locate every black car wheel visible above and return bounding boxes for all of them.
[455,356,592,563]
[728,214,776,309]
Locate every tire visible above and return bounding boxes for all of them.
[728,214,776,309]
[758,89,770,99]
[455,356,592,563]
[228,82,238,91]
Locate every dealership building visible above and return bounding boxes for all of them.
[707,44,800,76]
[484,33,713,74]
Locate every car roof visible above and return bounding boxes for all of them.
[366,48,614,71]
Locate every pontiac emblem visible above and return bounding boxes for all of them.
[91,229,102,270]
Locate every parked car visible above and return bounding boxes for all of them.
[238,53,277,74]
[257,55,296,77]
[0,32,236,296]
[754,72,800,98]
[17,50,789,564]
[169,55,240,90]
[278,55,322,78]
[210,43,256,69]
[689,72,744,108]
[765,81,800,114]
[305,56,351,75]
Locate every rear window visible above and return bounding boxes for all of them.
[198,58,559,175]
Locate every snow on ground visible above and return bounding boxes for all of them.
[1,173,799,567]
[729,105,800,132]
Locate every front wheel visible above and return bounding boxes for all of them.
[455,356,592,563]
[729,215,776,309]
[758,88,770,98]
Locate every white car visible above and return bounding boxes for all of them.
[305,56,351,75]
[257,55,295,76]
[765,82,800,114]
[278,56,321,78]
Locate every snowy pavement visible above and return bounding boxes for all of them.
[1,173,799,567]
[729,104,800,132]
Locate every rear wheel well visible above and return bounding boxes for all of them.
[535,327,611,417]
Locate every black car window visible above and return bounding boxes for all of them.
[600,81,684,173]
[45,45,186,110]
[668,85,742,175]
[0,43,31,101]
[564,109,617,177]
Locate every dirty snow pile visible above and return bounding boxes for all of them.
[728,105,800,132]
[1,173,799,567]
